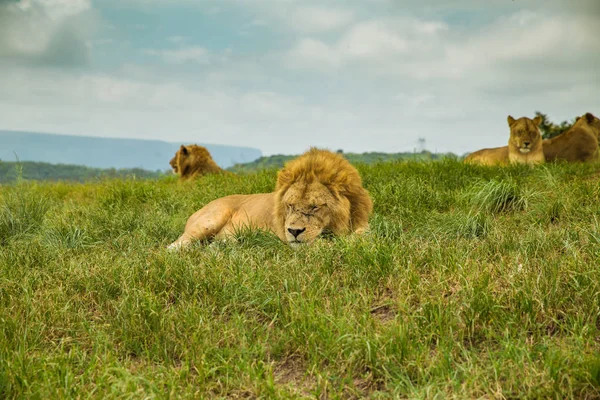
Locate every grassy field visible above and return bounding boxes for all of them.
[1,159,600,398]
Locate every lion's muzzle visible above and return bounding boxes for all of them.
[285,226,318,245]
[519,141,532,153]
[287,227,305,239]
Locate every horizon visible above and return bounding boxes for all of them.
[0,128,458,160]
[1,0,599,157]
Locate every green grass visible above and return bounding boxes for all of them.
[1,160,600,398]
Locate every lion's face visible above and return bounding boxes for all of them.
[280,181,341,246]
[169,155,178,174]
[274,148,373,246]
[507,115,543,153]
[170,145,193,176]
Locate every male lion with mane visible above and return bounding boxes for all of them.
[464,115,544,166]
[169,144,223,180]
[168,148,373,250]
[543,112,600,163]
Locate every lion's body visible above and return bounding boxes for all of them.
[175,193,279,242]
[464,146,509,166]
[168,148,373,249]
[464,115,544,166]
[169,145,223,180]
[543,113,600,163]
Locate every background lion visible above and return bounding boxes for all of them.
[169,144,223,180]
[168,148,373,249]
[543,112,600,163]
[464,115,544,166]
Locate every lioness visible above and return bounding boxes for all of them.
[464,115,544,166]
[543,112,600,163]
[169,144,223,180]
[168,148,373,249]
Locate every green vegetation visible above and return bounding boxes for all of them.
[0,160,165,183]
[535,111,577,140]
[229,150,455,173]
[0,152,454,182]
[1,160,600,398]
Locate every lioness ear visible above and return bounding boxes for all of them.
[584,112,596,124]
[180,145,188,155]
[507,115,516,127]
[533,115,543,126]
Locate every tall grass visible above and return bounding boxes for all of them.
[1,159,600,398]
[0,171,50,245]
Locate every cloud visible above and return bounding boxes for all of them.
[20,0,91,19]
[339,20,411,59]
[290,6,354,33]
[1,0,598,157]
[0,66,333,153]
[286,17,447,71]
[439,10,600,90]
[287,38,340,70]
[167,35,187,44]
[144,46,209,64]
[286,9,599,88]
[0,0,93,67]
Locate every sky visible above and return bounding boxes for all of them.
[0,0,599,156]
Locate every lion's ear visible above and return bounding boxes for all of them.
[180,145,188,155]
[507,116,516,127]
[533,115,543,126]
[584,112,596,124]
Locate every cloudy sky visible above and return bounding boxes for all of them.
[0,0,598,156]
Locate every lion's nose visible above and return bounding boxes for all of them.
[523,141,530,147]
[288,228,306,238]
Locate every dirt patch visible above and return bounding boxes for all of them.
[348,374,385,399]
[370,287,397,323]
[370,304,396,323]
[274,356,315,397]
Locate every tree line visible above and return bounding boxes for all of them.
[0,161,165,183]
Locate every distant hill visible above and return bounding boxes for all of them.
[229,150,458,173]
[0,160,165,183]
[0,148,459,184]
[0,130,262,171]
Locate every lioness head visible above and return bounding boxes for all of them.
[579,112,600,137]
[507,115,543,154]
[274,148,373,246]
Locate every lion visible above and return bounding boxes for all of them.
[464,115,544,166]
[543,112,600,163]
[167,148,373,250]
[169,144,223,179]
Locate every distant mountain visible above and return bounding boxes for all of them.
[0,130,262,171]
